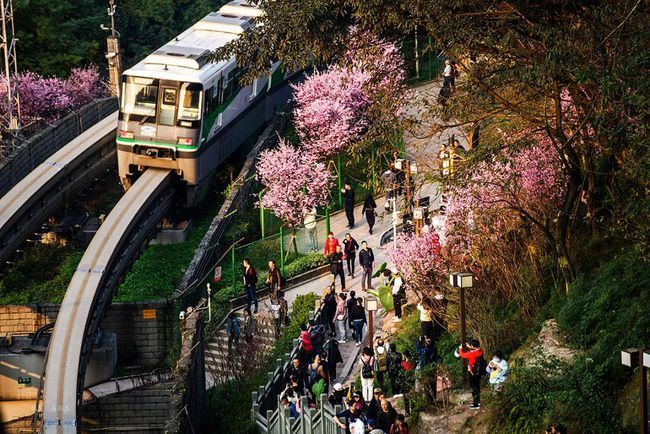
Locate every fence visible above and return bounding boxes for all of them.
[401,35,446,84]
[173,113,289,308]
[0,97,117,197]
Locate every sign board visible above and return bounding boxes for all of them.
[410,162,418,174]
[413,208,423,219]
[142,309,157,319]
[213,266,222,282]
[394,159,405,170]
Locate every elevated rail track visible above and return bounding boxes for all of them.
[42,168,174,432]
[0,112,118,272]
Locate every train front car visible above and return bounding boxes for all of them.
[117,1,269,206]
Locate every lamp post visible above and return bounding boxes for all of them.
[450,272,474,387]
[365,297,379,346]
[621,348,648,434]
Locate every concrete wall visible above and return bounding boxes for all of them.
[80,381,173,433]
[0,301,175,367]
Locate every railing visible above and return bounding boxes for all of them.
[250,301,349,434]
[0,97,117,197]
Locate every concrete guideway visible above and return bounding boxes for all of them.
[42,168,174,433]
[0,112,118,272]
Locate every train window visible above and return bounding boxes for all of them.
[178,82,203,121]
[121,76,159,121]
[159,87,177,126]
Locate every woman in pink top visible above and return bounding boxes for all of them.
[299,323,313,365]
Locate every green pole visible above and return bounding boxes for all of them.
[337,153,342,207]
[325,207,330,234]
[279,225,285,273]
[230,245,236,292]
[428,36,432,80]
[259,191,265,239]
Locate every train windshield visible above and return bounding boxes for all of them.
[121,76,159,119]
[178,82,202,121]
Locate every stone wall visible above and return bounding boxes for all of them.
[80,381,173,432]
[0,301,174,366]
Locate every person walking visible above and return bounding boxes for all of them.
[442,59,453,88]
[304,207,318,252]
[243,308,255,344]
[350,297,367,347]
[342,233,359,278]
[382,166,397,212]
[329,245,346,291]
[342,181,355,228]
[362,194,377,234]
[455,339,485,409]
[359,346,376,402]
[242,258,258,313]
[322,285,338,337]
[347,290,357,339]
[391,270,405,322]
[358,241,375,291]
[323,231,340,258]
[335,293,348,343]
[226,312,241,354]
[267,260,283,302]
[417,298,434,340]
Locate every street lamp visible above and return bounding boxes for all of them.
[449,272,474,350]
[365,297,379,346]
[621,348,648,434]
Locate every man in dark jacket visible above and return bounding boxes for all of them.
[342,181,355,228]
[329,245,345,291]
[285,357,307,391]
[267,260,283,302]
[324,338,344,382]
[242,258,258,313]
[346,290,357,339]
[358,241,375,291]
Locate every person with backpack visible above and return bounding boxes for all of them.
[242,258,258,313]
[335,293,348,343]
[359,346,376,402]
[225,312,241,354]
[267,260,283,302]
[350,297,367,347]
[455,338,485,409]
[387,343,403,395]
[374,338,389,390]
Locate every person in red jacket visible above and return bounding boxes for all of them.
[455,338,484,409]
[323,231,339,257]
[299,323,313,365]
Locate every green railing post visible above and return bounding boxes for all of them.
[259,191,265,239]
[279,225,285,273]
[371,143,376,193]
[337,153,342,207]
[325,207,330,234]
[231,246,236,293]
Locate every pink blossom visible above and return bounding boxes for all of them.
[386,231,447,292]
[256,138,334,227]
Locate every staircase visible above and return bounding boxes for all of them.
[205,312,278,387]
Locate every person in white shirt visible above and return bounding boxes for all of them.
[417,299,434,340]
[443,59,453,88]
[487,350,509,391]
[304,207,318,252]
[391,269,405,322]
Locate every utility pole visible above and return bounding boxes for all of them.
[104,0,122,97]
[0,0,21,135]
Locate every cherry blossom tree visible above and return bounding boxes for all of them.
[256,138,334,227]
[292,67,371,159]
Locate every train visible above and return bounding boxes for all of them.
[116,0,293,205]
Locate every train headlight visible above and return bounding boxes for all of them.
[119,130,134,139]
[177,137,193,146]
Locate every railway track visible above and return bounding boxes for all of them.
[42,168,175,433]
[0,112,118,272]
